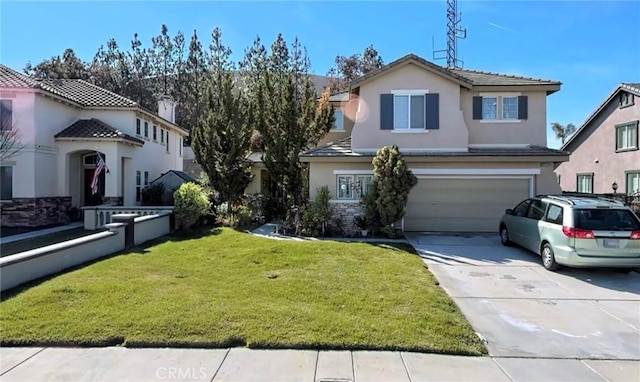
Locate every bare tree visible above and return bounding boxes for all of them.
[0,111,22,161]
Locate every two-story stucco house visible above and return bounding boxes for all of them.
[0,64,189,227]
[301,54,569,232]
[555,83,639,197]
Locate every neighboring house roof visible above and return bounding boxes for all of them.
[54,118,145,145]
[301,137,568,158]
[346,53,560,93]
[328,91,350,102]
[561,82,640,151]
[0,64,188,135]
[149,170,197,185]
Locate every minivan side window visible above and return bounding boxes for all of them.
[545,204,564,225]
[526,200,547,221]
[512,200,531,217]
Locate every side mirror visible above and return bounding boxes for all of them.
[505,209,513,215]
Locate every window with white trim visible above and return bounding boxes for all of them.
[136,170,141,202]
[144,121,149,138]
[627,172,640,195]
[620,92,634,108]
[179,138,183,156]
[577,174,593,193]
[482,97,498,120]
[616,122,638,151]
[136,118,141,135]
[144,171,149,186]
[393,94,425,130]
[1,100,13,130]
[153,125,157,141]
[336,175,374,199]
[166,131,170,152]
[161,129,165,143]
[332,110,344,130]
[1,166,12,200]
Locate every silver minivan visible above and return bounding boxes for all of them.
[499,194,640,271]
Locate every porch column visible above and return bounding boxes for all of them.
[104,147,122,203]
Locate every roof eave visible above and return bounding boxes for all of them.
[54,136,145,147]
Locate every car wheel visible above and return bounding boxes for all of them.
[500,226,511,246]
[541,243,560,271]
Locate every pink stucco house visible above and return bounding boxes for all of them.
[555,83,639,196]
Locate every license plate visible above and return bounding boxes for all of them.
[603,239,620,248]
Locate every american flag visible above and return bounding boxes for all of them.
[91,152,105,195]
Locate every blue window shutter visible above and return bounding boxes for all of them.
[425,93,439,129]
[518,96,528,119]
[380,94,394,130]
[472,96,482,120]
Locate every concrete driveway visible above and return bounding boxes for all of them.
[405,233,640,360]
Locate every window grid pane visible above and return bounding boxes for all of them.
[410,95,425,129]
[577,175,593,193]
[628,173,640,195]
[356,175,373,198]
[393,95,409,129]
[1,100,13,131]
[337,176,353,199]
[482,97,497,119]
[502,97,518,119]
[333,110,344,130]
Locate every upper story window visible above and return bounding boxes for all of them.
[166,131,170,152]
[136,118,141,135]
[144,121,149,138]
[627,172,640,195]
[153,125,157,141]
[473,95,527,121]
[0,100,13,130]
[577,173,594,193]
[332,110,344,130]
[615,121,638,152]
[394,94,425,130]
[620,92,634,108]
[161,129,165,144]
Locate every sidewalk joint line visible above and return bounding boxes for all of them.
[312,350,319,382]
[491,357,515,382]
[209,347,230,382]
[350,351,356,382]
[399,351,413,382]
[0,346,47,377]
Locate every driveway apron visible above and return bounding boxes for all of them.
[405,233,640,360]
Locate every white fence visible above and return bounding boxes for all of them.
[82,206,173,230]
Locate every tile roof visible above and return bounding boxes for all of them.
[301,137,568,158]
[0,64,40,88]
[54,118,145,145]
[621,83,640,94]
[450,68,561,86]
[1,64,139,108]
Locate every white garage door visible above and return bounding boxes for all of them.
[404,178,531,232]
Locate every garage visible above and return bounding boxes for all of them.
[404,177,531,232]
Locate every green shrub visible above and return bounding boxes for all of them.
[173,182,211,230]
[301,186,334,237]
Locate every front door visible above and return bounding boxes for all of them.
[84,168,105,206]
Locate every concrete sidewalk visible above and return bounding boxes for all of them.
[2,347,638,382]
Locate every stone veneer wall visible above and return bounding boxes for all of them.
[332,202,363,235]
[1,197,73,227]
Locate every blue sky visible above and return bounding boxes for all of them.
[1,0,639,148]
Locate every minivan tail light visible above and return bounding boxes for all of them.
[562,226,595,239]
[630,231,640,240]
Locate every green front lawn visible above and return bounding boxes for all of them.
[0,228,486,355]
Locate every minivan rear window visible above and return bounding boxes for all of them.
[573,209,640,231]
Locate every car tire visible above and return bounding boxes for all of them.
[541,243,560,271]
[500,226,512,246]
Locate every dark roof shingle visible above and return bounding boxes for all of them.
[301,137,568,158]
[0,65,40,88]
[450,68,561,86]
[54,118,144,145]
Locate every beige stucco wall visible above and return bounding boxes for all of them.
[461,89,548,146]
[246,163,265,194]
[351,63,469,151]
[555,99,640,194]
[309,159,555,199]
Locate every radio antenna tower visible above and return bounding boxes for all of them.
[433,0,467,68]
